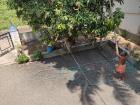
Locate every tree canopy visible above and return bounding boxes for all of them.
[7,0,124,44]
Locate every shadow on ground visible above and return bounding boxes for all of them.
[42,45,140,105]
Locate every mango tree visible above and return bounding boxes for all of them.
[7,0,124,47]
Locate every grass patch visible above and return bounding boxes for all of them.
[0,0,26,30]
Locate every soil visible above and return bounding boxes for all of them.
[107,32,140,62]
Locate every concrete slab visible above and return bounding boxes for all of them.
[0,45,139,105]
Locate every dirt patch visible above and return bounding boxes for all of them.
[118,29,140,45]
[107,32,140,62]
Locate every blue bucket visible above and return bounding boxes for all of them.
[47,46,54,53]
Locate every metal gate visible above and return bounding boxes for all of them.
[0,32,14,56]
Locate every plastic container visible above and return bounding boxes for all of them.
[47,46,54,53]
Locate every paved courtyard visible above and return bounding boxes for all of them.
[0,45,140,105]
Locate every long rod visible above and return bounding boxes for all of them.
[108,0,119,55]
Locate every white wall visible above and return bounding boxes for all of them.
[20,32,41,43]
[115,0,140,35]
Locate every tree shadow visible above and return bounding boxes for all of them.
[43,49,103,105]
[41,45,140,105]
[109,43,140,94]
[67,64,101,105]
[102,62,135,105]
[100,45,140,104]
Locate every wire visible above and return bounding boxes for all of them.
[65,43,107,105]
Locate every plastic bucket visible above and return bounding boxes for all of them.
[47,46,54,53]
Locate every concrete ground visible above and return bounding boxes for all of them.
[0,45,140,105]
[0,50,16,65]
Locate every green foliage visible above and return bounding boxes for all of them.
[7,0,124,41]
[121,30,128,38]
[32,50,43,61]
[0,0,26,30]
[16,54,29,64]
[105,8,124,32]
[41,32,55,46]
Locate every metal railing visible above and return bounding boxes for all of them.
[0,32,14,56]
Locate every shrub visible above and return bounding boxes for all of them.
[32,50,43,61]
[16,54,29,64]
[121,30,128,38]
